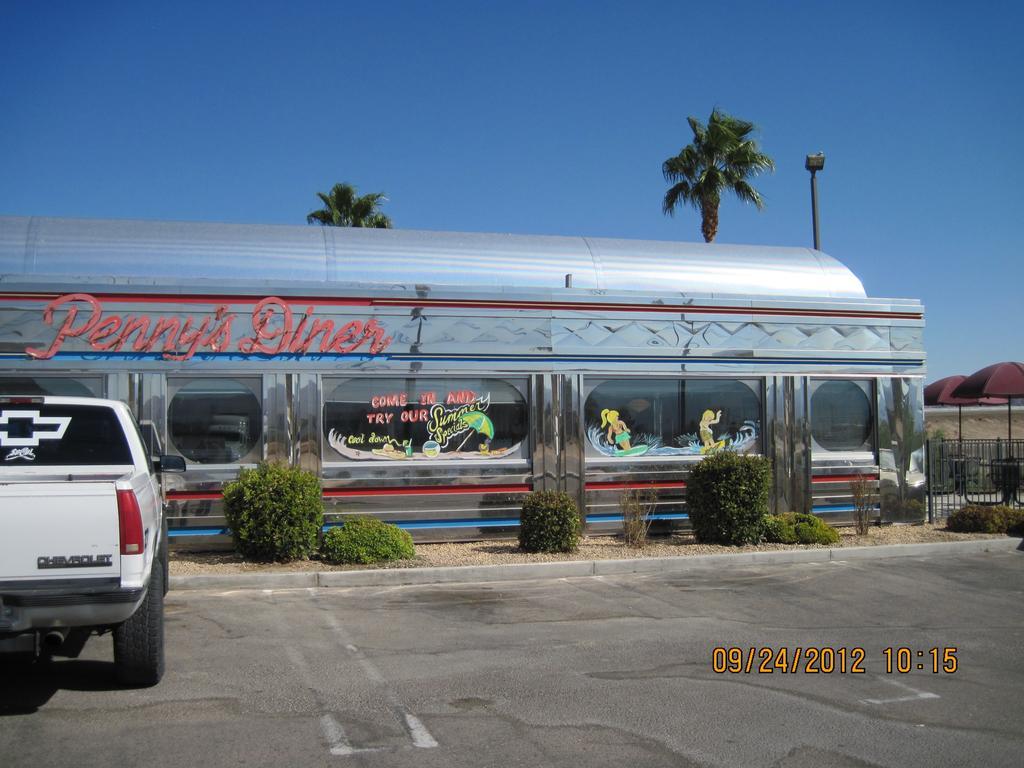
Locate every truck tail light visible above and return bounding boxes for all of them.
[117,489,145,555]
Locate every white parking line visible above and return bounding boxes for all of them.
[861,677,941,705]
[320,714,357,756]
[403,713,440,749]
[285,645,359,755]
[321,610,439,750]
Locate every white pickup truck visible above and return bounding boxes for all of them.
[0,395,185,686]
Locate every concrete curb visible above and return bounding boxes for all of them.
[170,537,1022,592]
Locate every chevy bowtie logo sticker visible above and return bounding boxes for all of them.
[0,410,72,448]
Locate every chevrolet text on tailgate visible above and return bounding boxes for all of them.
[0,396,185,686]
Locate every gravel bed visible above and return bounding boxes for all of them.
[169,524,1011,576]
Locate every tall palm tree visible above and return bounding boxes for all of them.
[662,110,774,242]
[306,182,392,228]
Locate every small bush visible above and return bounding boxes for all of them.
[761,514,795,544]
[223,462,324,562]
[762,513,839,545]
[947,505,1024,535]
[849,475,877,535]
[621,487,658,548]
[793,515,840,545]
[901,499,927,519]
[519,491,582,553]
[320,517,415,564]
[686,452,772,545]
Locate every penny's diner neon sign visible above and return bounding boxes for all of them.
[25,293,393,361]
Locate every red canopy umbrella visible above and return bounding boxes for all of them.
[925,375,1008,439]
[951,362,1024,442]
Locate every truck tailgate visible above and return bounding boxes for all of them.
[0,482,120,582]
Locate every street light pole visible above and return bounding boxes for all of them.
[805,153,825,250]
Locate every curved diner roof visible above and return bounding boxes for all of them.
[0,215,867,299]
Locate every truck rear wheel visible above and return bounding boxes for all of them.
[113,559,165,687]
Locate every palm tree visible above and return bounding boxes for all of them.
[306,182,392,228]
[662,110,774,242]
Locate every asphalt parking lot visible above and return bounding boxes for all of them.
[2,549,1023,768]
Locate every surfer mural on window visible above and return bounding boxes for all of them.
[600,409,650,457]
[699,409,729,453]
[586,395,759,458]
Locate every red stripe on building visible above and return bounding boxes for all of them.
[323,484,532,498]
[167,491,222,501]
[585,481,687,491]
[0,292,922,320]
[168,484,532,501]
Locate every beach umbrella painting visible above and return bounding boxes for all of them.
[924,374,1007,440]
[951,361,1024,442]
[455,411,495,452]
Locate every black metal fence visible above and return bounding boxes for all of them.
[926,438,1024,521]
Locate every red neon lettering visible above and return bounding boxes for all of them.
[25,293,103,359]
[365,319,393,354]
[199,306,236,354]
[301,318,335,354]
[145,317,182,354]
[165,315,214,362]
[26,293,390,360]
[286,306,316,353]
[88,316,123,349]
[239,297,291,354]
[328,321,363,353]
[118,315,151,351]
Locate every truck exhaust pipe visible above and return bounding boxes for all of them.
[42,630,66,650]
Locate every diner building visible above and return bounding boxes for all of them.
[0,216,926,545]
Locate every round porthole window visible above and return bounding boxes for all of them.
[811,380,873,452]
[168,378,262,463]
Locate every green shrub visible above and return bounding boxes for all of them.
[901,499,927,519]
[320,517,415,564]
[761,514,796,544]
[947,505,1024,535]
[793,515,840,545]
[762,512,839,545]
[686,452,772,545]
[223,462,324,562]
[519,491,582,553]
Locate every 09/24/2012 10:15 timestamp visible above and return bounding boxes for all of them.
[711,646,959,675]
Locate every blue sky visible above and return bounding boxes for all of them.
[1,1,1021,381]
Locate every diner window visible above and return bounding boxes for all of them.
[167,377,262,464]
[322,377,529,462]
[0,376,103,397]
[810,379,874,454]
[583,378,762,458]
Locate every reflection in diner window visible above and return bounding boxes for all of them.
[168,378,262,463]
[583,378,762,458]
[0,376,102,397]
[811,379,874,453]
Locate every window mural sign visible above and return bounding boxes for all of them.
[588,407,758,457]
[24,294,393,361]
[585,378,762,458]
[324,379,527,461]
